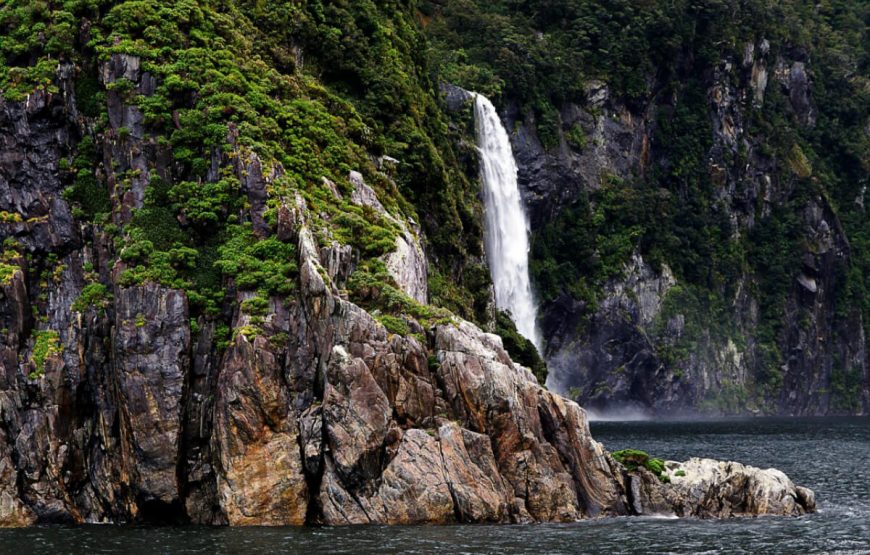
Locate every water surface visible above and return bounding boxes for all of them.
[4,417,868,554]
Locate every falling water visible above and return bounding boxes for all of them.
[473,93,541,350]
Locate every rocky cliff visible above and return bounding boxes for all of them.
[0,0,824,526]
[505,44,869,416]
[429,1,870,416]
[0,57,815,526]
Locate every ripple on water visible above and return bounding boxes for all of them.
[1,417,868,555]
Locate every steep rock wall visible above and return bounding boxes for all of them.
[500,45,869,415]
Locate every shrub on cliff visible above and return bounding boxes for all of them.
[612,449,669,483]
[495,310,547,385]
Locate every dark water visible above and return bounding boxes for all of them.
[3,417,868,554]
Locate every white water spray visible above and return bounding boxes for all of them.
[473,93,541,351]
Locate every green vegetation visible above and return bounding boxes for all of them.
[214,226,297,296]
[612,449,670,483]
[60,133,112,221]
[348,259,453,337]
[700,382,757,415]
[530,176,668,308]
[565,124,588,150]
[0,211,22,223]
[29,330,61,379]
[0,262,17,285]
[72,283,113,313]
[0,241,22,286]
[495,310,547,384]
[377,314,411,337]
[0,0,498,350]
[2,0,867,411]
[830,363,863,413]
[429,0,870,411]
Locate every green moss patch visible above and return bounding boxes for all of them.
[612,449,670,483]
[72,283,113,313]
[29,330,61,378]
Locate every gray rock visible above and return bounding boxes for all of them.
[441,83,474,112]
[348,170,428,303]
[0,64,821,529]
[113,284,189,507]
[660,458,816,517]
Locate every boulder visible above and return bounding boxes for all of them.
[659,458,817,518]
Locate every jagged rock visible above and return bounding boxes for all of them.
[322,345,392,489]
[384,226,428,304]
[797,274,818,294]
[0,440,35,527]
[433,320,624,521]
[440,83,474,112]
[348,170,428,303]
[544,253,677,410]
[101,53,153,217]
[363,429,455,525]
[659,458,817,518]
[583,80,608,108]
[299,406,323,477]
[438,422,510,522]
[0,204,819,527]
[506,91,653,228]
[0,65,820,529]
[0,84,78,253]
[786,61,815,126]
[515,46,868,416]
[213,334,308,526]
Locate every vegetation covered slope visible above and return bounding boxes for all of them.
[1,0,867,418]
[1,0,544,361]
[0,0,560,526]
[427,0,870,414]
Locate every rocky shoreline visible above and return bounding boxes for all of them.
[0,183,815,525]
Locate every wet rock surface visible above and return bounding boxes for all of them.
[659,458,817,518]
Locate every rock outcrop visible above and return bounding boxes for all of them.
[0,168,816,526]
[651,458,815,518]
[349,171,428,304]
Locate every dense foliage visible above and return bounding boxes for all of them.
[3,0,867,403]
[428,0,869,409]
[611,449,670,483]
[0,1,506,357]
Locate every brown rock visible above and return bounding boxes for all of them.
[322,345,391,489]
[438,422,510,522]
[371,429,454,524]
[214,335,307,525]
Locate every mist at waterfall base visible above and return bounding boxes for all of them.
[473,93,541,351]
[4,417,866,554]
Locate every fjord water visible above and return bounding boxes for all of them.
[4,418,867,554]
[474,93,541,350]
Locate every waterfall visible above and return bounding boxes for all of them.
[473,93,541,351]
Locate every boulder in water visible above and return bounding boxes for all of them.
[625,457,817,518]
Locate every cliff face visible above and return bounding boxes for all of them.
[425,0,870,416]
[0,0,828,526]
[503,44,870,416]
[0,59,816,527]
